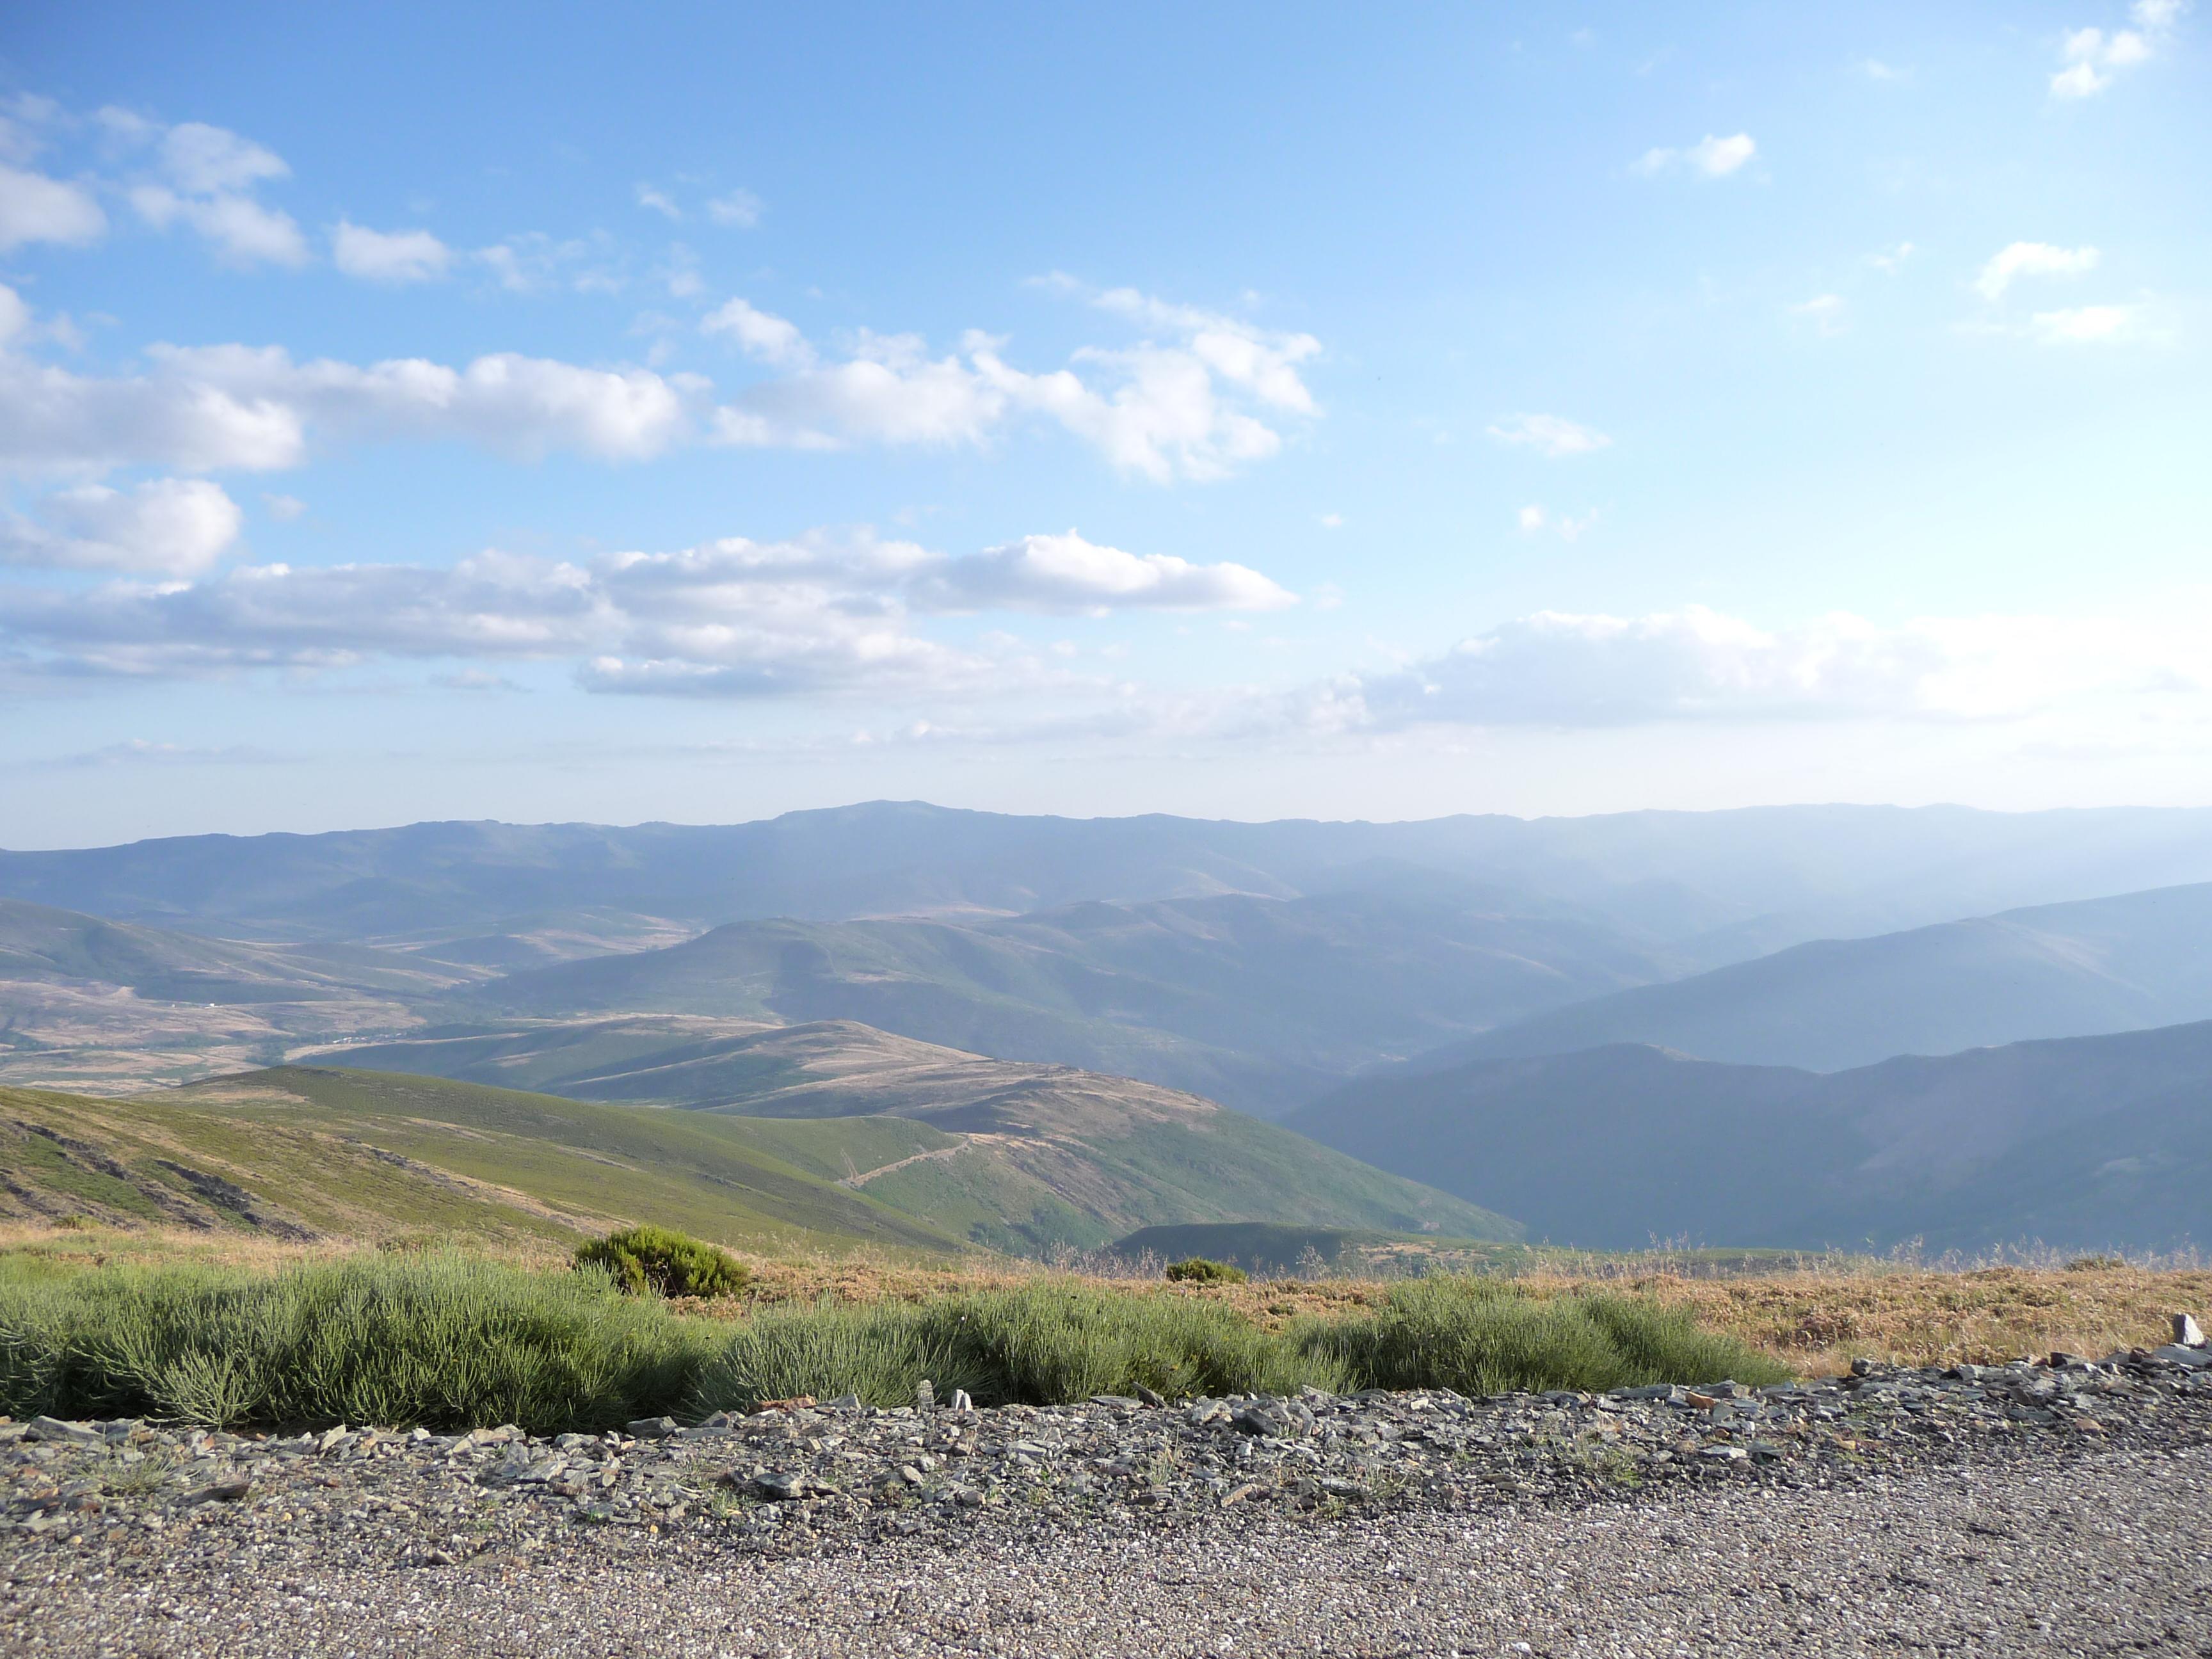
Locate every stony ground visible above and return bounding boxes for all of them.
[6,1343,2211,1656]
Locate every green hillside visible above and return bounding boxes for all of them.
[319,1020,1523,1255]
[1,1069,963,1254]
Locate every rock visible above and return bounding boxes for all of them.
[2151,1345,2212,1369]
[1133,1385,1166,1409]
[750,1471,808,1502]
[946,1389,974,1413]
[24,1417,101,1446]
[915,1379,935,1411]
[2174,1313,2206,1348]
[183,1477,252,1505]
[1698,1444,1748,1462]
[824,1394,862,1411]
[625,1416,679,1439]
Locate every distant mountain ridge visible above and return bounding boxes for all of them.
[1421,882,2212,1073]
[1289,1020,2212,1252]
[12,801,2212,965]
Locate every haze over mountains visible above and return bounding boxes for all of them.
[1425,883,2212,1074]
[4,801,2211,1252]
[10,801,2212,963]
[1290,1020,2212,1254]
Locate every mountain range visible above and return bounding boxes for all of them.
[1290,1020,2212,1252]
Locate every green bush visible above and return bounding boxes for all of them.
[0,1257,1788,1431]
[1297,1276,1789,1397]
[0,1252,717,1432]
[572,1226,750,1299]
[1164,1256,1248,1285]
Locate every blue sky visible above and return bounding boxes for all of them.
[2,1,2207,846]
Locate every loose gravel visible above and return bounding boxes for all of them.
[6,1345,2211,1656]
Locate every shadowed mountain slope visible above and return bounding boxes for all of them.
[1422,883,2212,1073]
[458,890,1684,1114]
[1289,1021,2212,1252]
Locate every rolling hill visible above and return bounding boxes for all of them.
[1288,1020,2212,1252]
[1,1070,963,1253]
[1420,883,2212,1073]
[460,888,1684,1113]
[314,1021,1518,1253]
[0,898,485,1095]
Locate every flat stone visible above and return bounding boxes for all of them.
[24,1418,101,1446]
[2151,1345,2212,1369]
[625,1416,679,1438]
[2174,1314,2206,1348]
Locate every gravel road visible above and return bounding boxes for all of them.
[7,1434,2209,1657]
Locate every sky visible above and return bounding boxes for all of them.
[1,1,2208,847]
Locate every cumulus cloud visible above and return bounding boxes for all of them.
[1487,413,1611,458]
[2051,0,2185,97]
[120,119,309,268]
[0,298,696,475]
[0,478,242,575]
[0,526,1290,691]
[332,220,451,284]
[0,162,106,250]
[913,531,1297,614]
[1633,133,1756,178]
[701,296,813,367]
[1975,241,2099,300]
[634,184,681,220]
[703,285,1320,481]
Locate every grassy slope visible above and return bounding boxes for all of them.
[2,1070,966,1254]
[324,1021,1523,1254]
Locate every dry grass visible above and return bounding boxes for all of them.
[6,1224,2204,1375]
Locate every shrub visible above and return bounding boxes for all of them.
[572,1226,750,1299]
[0,1252,717,1432]
[1297,1276,1790,1397]
[1164,1257,1248,1285]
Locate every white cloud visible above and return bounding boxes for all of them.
[0,163,106,250]
[1,268,1316,486]
[1516,504,1596,541]
[2051,1,2186,96]
[1318,513,1344,529]
[0,525,1287,691]
[1975,241,2099,300]
[261,492,305,520]
[475,232,627,295]
[701,296,814,367]
[707,189,762,228]
[0,317,696,475]
[1487,413,1611,458]
[1339,603,2212,730]
[332,220,451,284]
[122,119,308,268]
[1868,242,1914,273]
[2027,303,2145,342]
[1634,132,1756,178]
[912,531,1297,614]
[634,184,681,220]
[1858,58,1906,81]
[706,284,1321,481]
[1790,294,1847,334]
[0,477,241,575]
